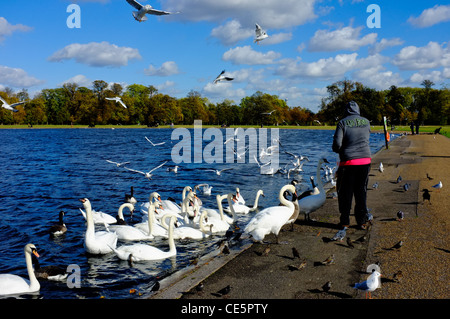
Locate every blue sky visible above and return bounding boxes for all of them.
[0,0,449,113]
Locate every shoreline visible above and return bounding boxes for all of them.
[149,133,449,300]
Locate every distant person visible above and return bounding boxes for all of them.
[332,101,371,237]
[415,122,420,135]
[409,121,415,135]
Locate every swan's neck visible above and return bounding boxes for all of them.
[226,194,236,222]
[167,217,176,253]
[25,251,39,292]
[279,185,295,210]
[252,191,262,209]
[199,211,208,233]
[84,203,95,239]
[147,204,154,236]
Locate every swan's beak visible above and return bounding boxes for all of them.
[79,198,86,203]
[32,249,40,258]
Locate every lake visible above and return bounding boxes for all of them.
[0,127,389,299]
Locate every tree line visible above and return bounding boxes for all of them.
[1,79,449,127]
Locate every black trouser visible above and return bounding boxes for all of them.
[336,164,370,226]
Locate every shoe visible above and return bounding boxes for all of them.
[357,224,367,230]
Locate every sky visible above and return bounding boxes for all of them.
[0,0,449,113]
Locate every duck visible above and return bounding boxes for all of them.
[32,254,68,281]
[0,244,40,296]
[224,189,265,214]
[297,158,329,221]
[243,184,298,243]
[107,203,154,241]
[124,186,137,205]
[49,211,67,237]
[79,198,118,254]
[109,215,177,262]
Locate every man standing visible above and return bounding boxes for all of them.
[332,101,371,237]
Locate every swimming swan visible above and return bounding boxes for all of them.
[110,215,177,262]
[244,184,298,243]
[80,198,118,254]
[0,244,40,296]
[107,203,154,241]
[224,189,264,214]
[79,200,117,225]
[160,210,211,240]
[297,158,329,221]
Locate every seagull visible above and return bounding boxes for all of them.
[126,0,179,22]
[254,23,268,44]
[432,181,443,191]
[353,270,382,299]
[106,160,130,167]
[206,168,233,176]
[213,70,234,84]
[396,175,402,184]
[378,162,384,173]
[145,136,165,146]
[224,128,239,144]
[261,109,276,115]
[124,161,167,180]
[372,182,379,189]
[167,165,179,174]
[233,146,248,160]
[322,281,332,293]
[195,183,213,195]
[105,96,127,108]
[0,96,26,112]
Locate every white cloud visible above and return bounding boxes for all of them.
[202,81,246,103]
[166,0,318,29]
[222,46,281,65]
[60,74,92,87]
[408,70,445,85]
[0,65,44,88]
[210,20,253,46]
[369,38,404,55]
[261,32,292,45]
[144,61,181,76]
[0,17,32,42]
[408,5,450,28]
[392,41,450,70]
[48,41,141,67]
[308,26,377,52]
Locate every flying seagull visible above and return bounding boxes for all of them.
[106,160,130,167]
[126,0,179,22]
[145,136,165,146]
[0,96,26,112]
[213,70,234,84]
[206,168,233,176]
[261,109,276,115]
[106,97,127,108]
[124,161,167,180]
[254,23,268,44]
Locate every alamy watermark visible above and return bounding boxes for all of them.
[66,4,81,29]
[171,120,280,170]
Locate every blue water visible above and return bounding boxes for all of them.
[0,128,388,299]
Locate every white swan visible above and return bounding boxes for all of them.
[235,187,245,205]
[224,189,264,214]
[160,210,211,240]
[202,194,236,233]
[0,244,40,296]
[107,203,154,241]
[110,215,177,262]
[159,186,192,215]
[297,158,329,221]
[79,200,117,225]
[244,184,297,243]
[80,198,118,254]
[115,202,134,225]
[134,200,168,238]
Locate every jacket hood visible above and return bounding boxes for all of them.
[345,101,360,116]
